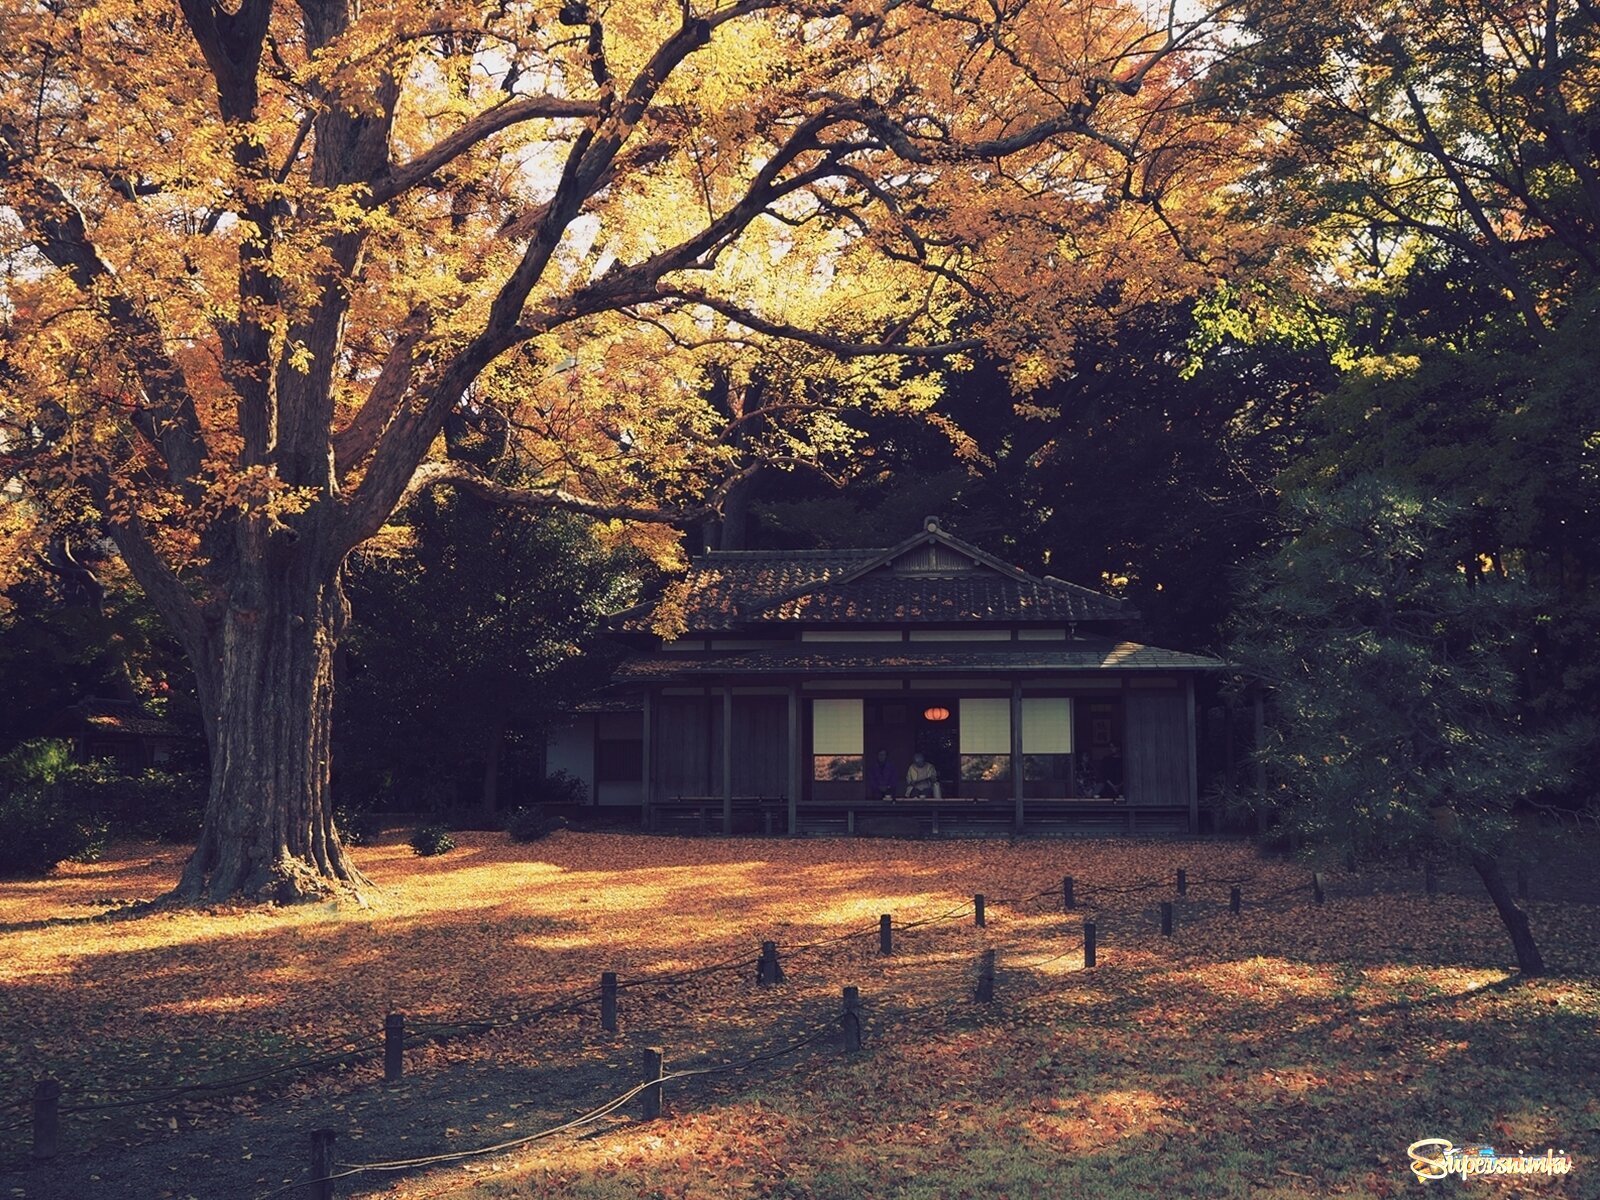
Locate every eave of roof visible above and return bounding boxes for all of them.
[613,641,1228,682]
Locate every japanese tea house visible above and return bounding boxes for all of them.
[546,518,1225,836]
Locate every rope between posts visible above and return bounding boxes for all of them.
[249,1023,838,1199]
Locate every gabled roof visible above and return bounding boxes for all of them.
[665,518,1133,633]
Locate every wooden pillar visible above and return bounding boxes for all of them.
[722,686,734,836]
[1010,680,1025,833]
[787,684,801,836]
[641,688,654,830]
[1185,675,1199,835]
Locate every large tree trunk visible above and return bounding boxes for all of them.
[174,562,367,904]
[1468,849,1544,976]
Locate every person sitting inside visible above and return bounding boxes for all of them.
[866,749,897,802]
[904,752,942,799]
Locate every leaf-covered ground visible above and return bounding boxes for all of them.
[1,831,1597,1199]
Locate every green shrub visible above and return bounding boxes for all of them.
[527,769,588,808]
[0,739,76,787]
[506,805,566,843]
[335,807,383,847]
[0,790,101,877]
[409,823,455,856]
[68,813,111,864]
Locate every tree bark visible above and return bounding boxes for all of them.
[481,719,505,816]
[174,559,367,903]
[1468,849,1544,977]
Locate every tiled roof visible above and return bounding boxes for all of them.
[614,642,1227,682]
[671,549,882,631]
[68,700,181,738]
[656,521,1132,633]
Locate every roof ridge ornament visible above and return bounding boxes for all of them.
[923,516,941,534]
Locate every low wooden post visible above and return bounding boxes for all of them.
[31,1078,60,1160]
[383,1012,404,1083]
[974,894,986,927]
[1424,861,1438,896]
[1062,875,1074,910]
[641,1047,664,1120]
[1176,869,1187,897]
[975,949,996,1002]
[1229,886,1241,915]
[310,1128,337,1200]
[601,971,619,1032]
[1083,921,1096,968]
[1312,872,1325,905]
[757,941,785,986]
[878,914,893,955]
[1160,901,1173,936]
[841,986,862,1052]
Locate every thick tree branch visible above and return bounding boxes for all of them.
[368,95,601,205]
[331,309,430,478]
[654,288,985,358]
[401,461,754,524]
[0,127,210,491]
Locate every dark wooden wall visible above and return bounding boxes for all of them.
[733,696,788,796]
[1124,689,1188,806]
[657,694,789,797]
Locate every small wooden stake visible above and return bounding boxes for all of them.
[1229,886,1241,915]
[1083,921,1096,968]
[975,949,996,1002]
[31,1078,60,1160]
[1160,901,1173,936]
[757,941,785,986]
[974,894,986,927]
[383,1012,404,1083]
[1176,868,1187,896]
[879,914,893,955]
[1062,875,1074,910]
[842,986,862,1052]
[310,1128,337,1200]
[641,1047,664,1120]
[601,971,618,1032]
[1312,872,1325,905]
